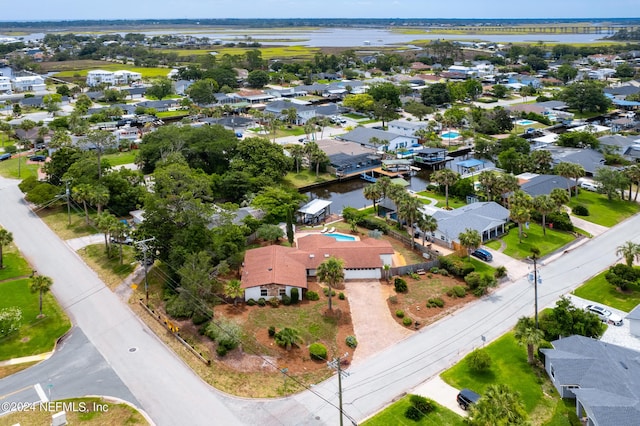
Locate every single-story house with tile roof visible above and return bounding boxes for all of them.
[541,335,640,426]
[335,127,417,152]
[241,234,395,300]
[431,202,510,248]
[626,304,640,337]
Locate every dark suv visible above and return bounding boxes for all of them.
[457,388,480,410]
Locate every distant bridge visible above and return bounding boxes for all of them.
[428,25,640,35]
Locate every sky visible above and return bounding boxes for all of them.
[2,0,640,21]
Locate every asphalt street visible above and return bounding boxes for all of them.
[1,172,640,425]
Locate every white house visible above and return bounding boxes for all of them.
[388,120,429,137]
[627,304,640,337]
[87,70,115,87]
[0,76,12,93]
[11,75,46,92]
[335,127,418,152]
[113,70,142,85]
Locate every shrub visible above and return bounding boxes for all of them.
[427,297,445,308]
[409,395,435,414]
[18,175,39,193]
[281,294,291,306]
[464,272,483,289]
[268,326,276,337]
[358,217,389,233]
[306,291,319,301]
[438,255,474,277]
[404,405,424,421]
[429,267,439,274]
[573,205,589,216]
[439,269,450,276]
[410,272,420,280]
[394,277,408,293]
[204,319,242,353]
[446,285,466,298]
[402,317,413,326]
[0,307,22,338]
[345,335,358,349]
[396,309,405,318]
[388,295,398,304]
[323,287,336,297]
[191,309,213,325]
[216,345,229,357]
[495,265,507,279]
[257,297,266,306]
[269,297,280,308]
[165,295,194,319]
[466,348,492,372]
[246,298,256,306]
[530,210,573,231]
[338,292,345,300]
[290,288,299,304]
[309,342,327,360]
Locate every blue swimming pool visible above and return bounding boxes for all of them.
[516,119,536,125]
[325,233,356,241]
[441,131,460,139]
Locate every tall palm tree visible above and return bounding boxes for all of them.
[0,228,13,270]
[376,176,393,203]
[95,212,119,254]
[432,168,459,210]
[533,194,557,237]
[89,184,110,215]
[569,163,585,197]
[495,173,519,206]
[623,164,640,201]
[554,162,575,195]
[549,187,570,208]
[316,256,345,311]
[508,190,533,244]
[397,195,423,249]
[478,170,499,202]
[72,183,93,225]
[30,274,53,318]
[416,213,438,246]
[514,316,545,365]
[458,228,482,260]
[616,241,640,267]
[224,279,244,307]
[288,144,306,174]
[363,183,383,214]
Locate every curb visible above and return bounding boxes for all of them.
[85,395,156,426]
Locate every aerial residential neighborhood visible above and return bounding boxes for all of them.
[2,10,640,426]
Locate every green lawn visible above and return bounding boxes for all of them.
[54,65,170,78]
[573,270,640,312]
[500,223,575,259]
[284,170,335,188]
[0,279,71,360]
[0,156,41,179]
[78,243,137,290]
[361,396,464,426]
[441,333,574,424]
[104,150,138,166]
[417,191,467,209]
[469,257,496,276]
[484,240,502,250]
[156,110,189,118]
[0,251,33,281]
[568,190,640,227]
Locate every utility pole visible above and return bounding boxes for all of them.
[65,179,71,226]
[134,237,155,306]
[528,249,542,329]
[327,352,350,426]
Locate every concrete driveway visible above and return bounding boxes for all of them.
[412,375,468,417]
[345,280,412,365]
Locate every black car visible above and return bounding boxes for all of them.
[29,155,46,162]
[457,388,480,410]
[471,248,493,262]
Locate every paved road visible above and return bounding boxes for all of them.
[0,177,241,426]
[2,170,640,425]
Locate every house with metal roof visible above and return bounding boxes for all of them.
[627,304,640,337]
[335,127,417,152]
[430,202,510,248]
[541,335,640,426]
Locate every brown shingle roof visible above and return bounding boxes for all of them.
[241,245,308,290]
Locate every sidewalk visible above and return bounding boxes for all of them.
[0,352,52,367]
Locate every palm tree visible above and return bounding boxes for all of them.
[72,183,93,225]
[478,170,499,201]
[376,176,393,203]
[363,183,383,214]
[274,327,302,351]
[416,213,438,246]
[95,212,118,254]
[224,279,244,307]
[554,162,576,195]
[470,384,528,426]
[569,163,585,197]
[616,241,640,267]
[0,228,13,269]
[623,164,640,201]
[508,190,533,244]
[397,195,422,249]
[549,187,570,208]
[432,168,459,210]
[514,316,545,365]
[495,173,519,206]
[89,184,110,216]
[458,228,482,260]
[533,194,557,237]
[316,256,345,311]
[288,144,306,173]
[30,274,53,318]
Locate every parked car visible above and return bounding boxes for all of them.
[584,304,623,326]
[580,181,599,192]
[471,248,493,262]
[110,235,134,245]
[457,388,480,410]
[0,153,11,161]
[28,154,47,162]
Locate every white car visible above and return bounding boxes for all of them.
[585,304,623,326]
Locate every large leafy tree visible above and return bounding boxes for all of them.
[247,70,270,88]
[146,77,174,100]
[420,83,450,107]
[230,137,292,184]
[251,187,305,224]
[185,78,219,105]
[176,251,219,317]
[316,256,345,312]
[540,296,605,341]
[560,80,611,113]
[508,190,533,243]
[432,168,459,209]
[367,82,401,108]
[458,228,482,260]
[30,274,53,318]
[0,228,13,270]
